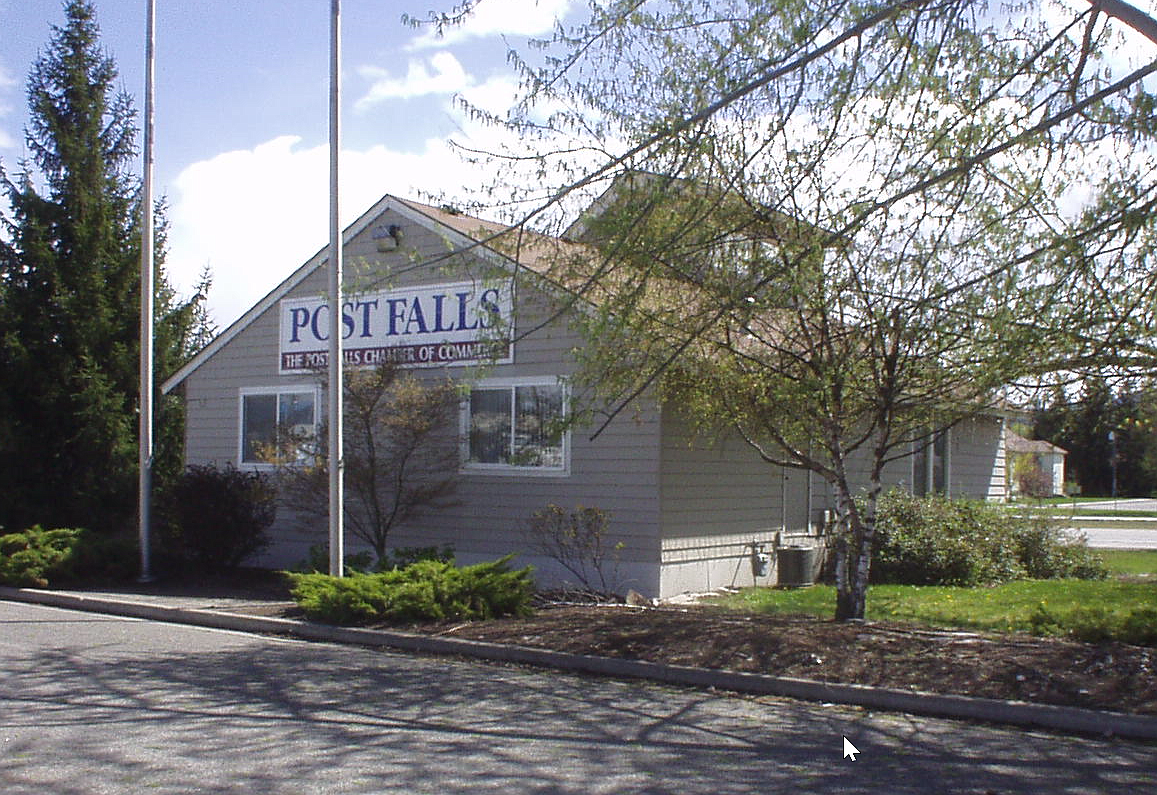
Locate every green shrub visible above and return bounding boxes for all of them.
[286,555,534,625]
[869,491,1106,587]
[1014,515,1107,580]
[159,464,276,570]
[62,531,138,583]
[870,492,1025,586]
[378,544,456,571]
[295,544,375,575]
[0,526,135,587]
[1,526,82,586]
[1029,603,1157,646]
[293,544,454,576]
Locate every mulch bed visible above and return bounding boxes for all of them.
[111,570,1157,715]
[407,604,1157,715]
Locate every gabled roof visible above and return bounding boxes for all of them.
[1005,429,1068,456]
[161,194,572,394]
[564,170,807,245]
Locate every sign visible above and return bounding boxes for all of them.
[279,280,513,373]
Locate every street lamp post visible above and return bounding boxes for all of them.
[1109,429,1119,504]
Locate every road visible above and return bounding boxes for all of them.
[1043,499,1157,548]
[1,601,1153,794]
[1078,527,1157,549]
[1068,498,1157,512]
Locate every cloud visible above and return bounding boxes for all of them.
[355,51,471,111]
[457,72,521,116]
[1044,0,1157,77]
[166,134,498,329]
[407,0,574,50]
[0,63,17,150]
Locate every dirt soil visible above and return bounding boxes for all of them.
[414,603,1157,716]
[105,571,1157,716]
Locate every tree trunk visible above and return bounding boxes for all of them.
[834,530,868,620]
[832,480,878,621]
[835,529,871,620]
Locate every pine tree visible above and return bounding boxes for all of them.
[0,1,205,534]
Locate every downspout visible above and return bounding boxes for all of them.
[781,468,788,533]
[806,464,813,533]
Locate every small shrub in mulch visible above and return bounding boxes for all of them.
[285,555,534,625]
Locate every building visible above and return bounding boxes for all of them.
[1005,430,1068,498]
[162,194,1010,598]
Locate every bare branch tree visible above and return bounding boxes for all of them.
[274,362,460,564]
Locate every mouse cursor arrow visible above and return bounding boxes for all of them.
[842,737,860,761]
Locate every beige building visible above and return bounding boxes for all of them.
[162,194,1010,598]
[1005,430,1068,498]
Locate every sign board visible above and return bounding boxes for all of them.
[279,280,513,373]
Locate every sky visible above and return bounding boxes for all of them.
[4,1,1156,331]
[2,0,578,328]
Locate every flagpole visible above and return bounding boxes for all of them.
[138,0,156,582]
[327,0,345,577]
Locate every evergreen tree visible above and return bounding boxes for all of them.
[0,1,206,534]
[1062,378,1116,497]
[1117,385,1157,497]
[1035,378,1157,497]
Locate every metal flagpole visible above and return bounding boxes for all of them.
[138,0,156,582]
[328,0,345,577]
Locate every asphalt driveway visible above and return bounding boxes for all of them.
[2,601,1153,794]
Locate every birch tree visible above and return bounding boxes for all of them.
[428,0,1157,618]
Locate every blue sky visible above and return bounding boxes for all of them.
[5,1,1155,329]
[2,0,577,327]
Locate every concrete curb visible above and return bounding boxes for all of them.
[4,586,1156,741]
[1053,515,1157,531]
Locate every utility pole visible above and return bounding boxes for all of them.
[138,0,156,582]
[328,0,345,577]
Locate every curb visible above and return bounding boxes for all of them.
[4,586,1156,742]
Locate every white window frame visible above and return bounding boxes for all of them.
[911,427,951,497]
[238,385,320,469]
[460,376,570,477]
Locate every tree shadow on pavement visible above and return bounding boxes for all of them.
[1,613,1153,794]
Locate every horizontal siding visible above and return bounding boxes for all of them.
[807,416,1007,514]
[658,410,814,597]
[950,415,1006,501]
[182,204,663,595]
[659,411,809,537]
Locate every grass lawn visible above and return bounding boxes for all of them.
[707,550,1157,643]
[1011,497,1157,517]
[1023,496,1145,505]
[1101,548,1157,576]
[1011,504,1157,518]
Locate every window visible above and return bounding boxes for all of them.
[912,428,949,496]
[240,387,317,465]
[463,379,567,474]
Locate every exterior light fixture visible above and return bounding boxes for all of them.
[374,224,404,252]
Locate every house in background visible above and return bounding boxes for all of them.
[162,194,1010,598]
[1005,430,1068,498]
